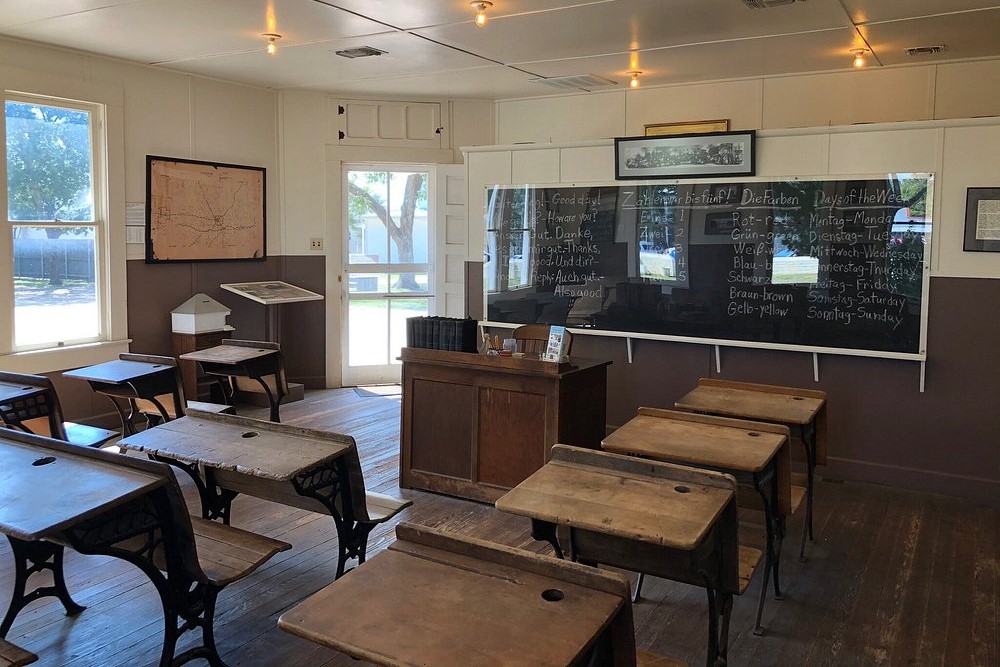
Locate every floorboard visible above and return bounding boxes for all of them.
[1,388,996,666]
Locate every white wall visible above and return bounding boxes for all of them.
[0,36,279,372]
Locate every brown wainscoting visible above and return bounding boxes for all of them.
[126,255,326,388]
[491,276,1000,503]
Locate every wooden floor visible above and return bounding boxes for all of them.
[2,388,996,667]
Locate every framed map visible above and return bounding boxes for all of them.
[145,155,266,263]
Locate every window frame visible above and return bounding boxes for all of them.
[1,86,125,371]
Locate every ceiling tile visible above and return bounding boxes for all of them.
[861,9,1000,65]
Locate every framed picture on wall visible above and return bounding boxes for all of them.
[644,119,729,137]
[145,155,267,263]
[963,187,1000,252]
[614,130,756,180]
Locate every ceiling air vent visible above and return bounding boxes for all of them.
[334,46,387,59]
[529,74,618,93]
[905,45,945,56]
[741,0,802,8]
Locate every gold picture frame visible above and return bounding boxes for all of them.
[644,119,730,137]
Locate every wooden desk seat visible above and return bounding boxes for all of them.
[0,639,37,667]
[363,490,412,523]
[738,545,764,594]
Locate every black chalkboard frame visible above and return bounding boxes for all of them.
[483,174,934,362]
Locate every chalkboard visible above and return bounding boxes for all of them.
[484,175,933,357]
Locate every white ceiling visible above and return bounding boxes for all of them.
[0,0,998,99]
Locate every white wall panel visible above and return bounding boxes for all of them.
[828,128,941,174]
[935,60,1000,120]
[756,135,829,177]
[512,149,559,184]
[763,67,936,129]
[937,125,1000,278]
[559,145,613,183]
[498,91,624,144]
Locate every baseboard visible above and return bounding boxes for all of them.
[824,457,998,505]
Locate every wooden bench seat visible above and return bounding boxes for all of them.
[363,490,412,523]
[187,517,290,585]
[0,639,37,667]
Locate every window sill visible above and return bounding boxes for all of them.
[0,339,131,374]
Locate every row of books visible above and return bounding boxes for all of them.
[406,317,479,353]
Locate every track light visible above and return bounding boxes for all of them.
[628,71,642,88]
[851,48,867,68]
[471,1,492,28]
[263,33,281,56]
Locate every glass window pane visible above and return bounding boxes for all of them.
[13,226,99,347]
[389,273,428,294]
[348,299,389,366]
[6,100,94,222]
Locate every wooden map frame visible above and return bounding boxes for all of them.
[145,155,266,263]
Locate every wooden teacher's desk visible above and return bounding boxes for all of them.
[602,407,791,635]
[399,347,610,503]
[674,378,826,558]
[118,410,409,578]
[279,522,639,667]
[62,358,180,435]
[496,445,747,667]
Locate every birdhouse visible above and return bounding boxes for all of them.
[171,294,232,334]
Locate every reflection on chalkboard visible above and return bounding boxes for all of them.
[485,174,934,356]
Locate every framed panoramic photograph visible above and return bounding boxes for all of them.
[963,187,1000,252]
[614,130,756,181]
[145,155,266,263]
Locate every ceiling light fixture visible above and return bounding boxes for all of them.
[851,48,867,68]
[470,1,493,28]
[628,71,642,88]
[263,33,281,56]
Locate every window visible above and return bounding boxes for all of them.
[4,94,107,351]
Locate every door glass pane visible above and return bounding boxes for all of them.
[348,272,384,294]
[388,171,429,263]
[348,170,389,264]
[13,226,99,347]
[348,299,389,366]
[389,272,428,293]
[6,100,94,222]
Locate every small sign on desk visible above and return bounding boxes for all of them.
[542,325,570,362]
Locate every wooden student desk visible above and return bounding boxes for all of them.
[63,359,181,435]
[0,380,46,407]
[399,347,610,503]
[119,410,411,578]
[179,342,284,422]
[675,378,826,559]
[0,430,164,638]
[279,522,639,667]
[0,427,289,667]
[602,407,792,635]
[496,445,749,667]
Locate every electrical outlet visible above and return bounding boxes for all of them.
[309,237,324,250]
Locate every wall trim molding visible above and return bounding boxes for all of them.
[824,456,998,506]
